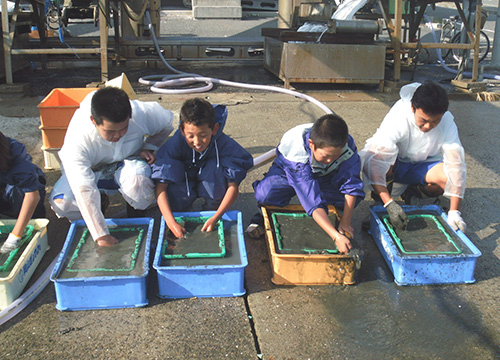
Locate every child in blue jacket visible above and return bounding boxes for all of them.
[152,98,253,237]
[0,132,46,253]
[253,114,364,254]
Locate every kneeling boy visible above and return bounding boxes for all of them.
[253,114,365,254]
[152,98,254,238]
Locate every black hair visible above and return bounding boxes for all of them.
[179,98,216,130]
[310,114,349,149]
[91,87,132,125]
[0,131,12,173]
[411,80,449,116]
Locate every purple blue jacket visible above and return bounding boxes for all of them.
[151,105,253,189]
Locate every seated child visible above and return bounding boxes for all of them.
[253,114,365,254]
[0,132,46,253]
[152,98,254,237]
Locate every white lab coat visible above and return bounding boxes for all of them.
[359,82,466,198]
[57,90,174,240]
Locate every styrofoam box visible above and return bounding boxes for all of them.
[153,210,247,298]
[370,204,481,286]
[50,217,154,311]
[0,219,49,310]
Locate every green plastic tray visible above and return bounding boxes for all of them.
[382,214,462,255]
[65,227,144,272]
[271,212,339,254]
[162,216,225,259]
[0,225,35,272]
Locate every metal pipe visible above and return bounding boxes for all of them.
[334,20,380,34]
[11,48,101,54]
[1,0,13,83]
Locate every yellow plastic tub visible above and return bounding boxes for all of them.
[262,205,356,286]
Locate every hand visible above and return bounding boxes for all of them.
[447,210,467,232]
[338,220,354,239]
[168,220,186,238]
[201,217,217,232]
[96,234,119,247]
[334,233,352,254]
[140,150,156,165]
[0,233,22,254]
[385,200,409,230]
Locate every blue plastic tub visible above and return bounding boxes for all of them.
[50,217,154,311]
[153,211,247,298]
[370,205,481,286]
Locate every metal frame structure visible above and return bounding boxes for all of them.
[1,0,108,84]
[378,0,483,81]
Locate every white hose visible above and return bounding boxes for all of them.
[425,14,500,80]
[0,255,59,326]
[139,10,335,168]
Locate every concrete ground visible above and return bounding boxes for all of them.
[1,2,500,359]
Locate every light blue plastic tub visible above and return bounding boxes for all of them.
[370,204,481,286]
[50,217,154,311]
[153,210,247,298]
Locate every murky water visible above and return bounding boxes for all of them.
[164,219,224,258]
[268,210,339,254]
[0,229,34,276]
[160,219,242,267]
[57,225,149,279]
[376,208,474,257]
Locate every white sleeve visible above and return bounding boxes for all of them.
[59,139,109,241]
[359,102,407,186]
[442,143,466,198]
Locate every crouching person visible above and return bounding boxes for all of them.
[50,87,174,247]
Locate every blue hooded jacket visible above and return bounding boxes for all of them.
[0,137,45,194]
[151,105,253,190]
[260,124,364,215]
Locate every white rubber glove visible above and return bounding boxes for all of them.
[0,233,22,254]
[447,210,467,233]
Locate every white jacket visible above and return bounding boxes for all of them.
[359,82,466,198]
[59,90,174,238]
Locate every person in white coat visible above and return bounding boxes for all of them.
[50,87,174,247]
[359,81,467,232]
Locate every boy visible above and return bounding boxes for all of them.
[152,98,253,237]
[50,87,174,247]
[359,81,467,232]
[0,132,46,253]
[253,114,365,254]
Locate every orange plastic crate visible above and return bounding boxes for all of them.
[38,88,95,128]
[39,126,67,148]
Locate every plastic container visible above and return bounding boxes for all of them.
[369,204,481,286]
[41,146,61,170]
[39,126,67,148]
[262,205,357,286]
[0,219,49,310]
[38,88,95,127]
[153,211,247,298]
[50,217,154,311]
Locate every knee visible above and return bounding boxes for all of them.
[120,174,155,210]
[49,192,76,218]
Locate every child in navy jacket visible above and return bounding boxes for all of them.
[152,98,253,237]
[253,114,364,254]
[0,132,46,253]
